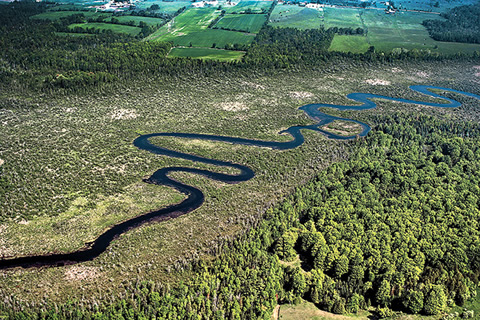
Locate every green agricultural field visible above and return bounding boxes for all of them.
[68,22,142,36]
[147,7,220,41]
[134,0,191,14]
[169,47,245,60]
[329,34,370,53]
[171,28,255,48]
[269,5,324,29]
[108,16,165,27]
[31,10,109,21]
[148,8,255,48]
[323,6,363,29]
[214,14,267,33]
[224,0,272,14]
[363,10,480,53]
[325,7,480,54]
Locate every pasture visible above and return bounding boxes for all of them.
[323,6,362,29]
[68,22,142,36]
[147,7,220,41]
[326,7,480,54]
[214,14,267,33]
[224,0,272,14]
[269,5,324,29]
[171,29,255,48]
[329,34,370,53]
[168,47,245,60]
[148,8,255,48]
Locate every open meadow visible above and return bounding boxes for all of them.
[323,6,480,53]
[214,13,267,33]
[1,60,479,308]
[269,5,324,29]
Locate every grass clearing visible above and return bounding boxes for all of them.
[169,47,245,61]
[68,22,142,36]
[276,299,372,320]
[321,120,363,137]
[215,14,267,33]
[329,35,370,53]
[172,29,255,48]
[269,5,324,29]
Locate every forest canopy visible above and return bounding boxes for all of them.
[422,2,480,44]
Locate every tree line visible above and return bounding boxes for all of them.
[422,2,480,44]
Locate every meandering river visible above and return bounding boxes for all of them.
[1,85,478,270]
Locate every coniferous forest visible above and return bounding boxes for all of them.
[422,2,480,44]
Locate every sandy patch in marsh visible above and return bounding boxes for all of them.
[0,159,3,166]
[65,266,100,281]
[220,102,248,112]
[289,91,314,99]
[473,66,480,77]
[0,225,14,258]
[416,71,430,78]
[365,79,391,86]
[241,81,265,90]
[110,109,138,120]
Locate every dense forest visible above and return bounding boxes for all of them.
[3,112,480,319]
[422,2,480,44]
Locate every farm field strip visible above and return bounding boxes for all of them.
[214,14,267,33]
